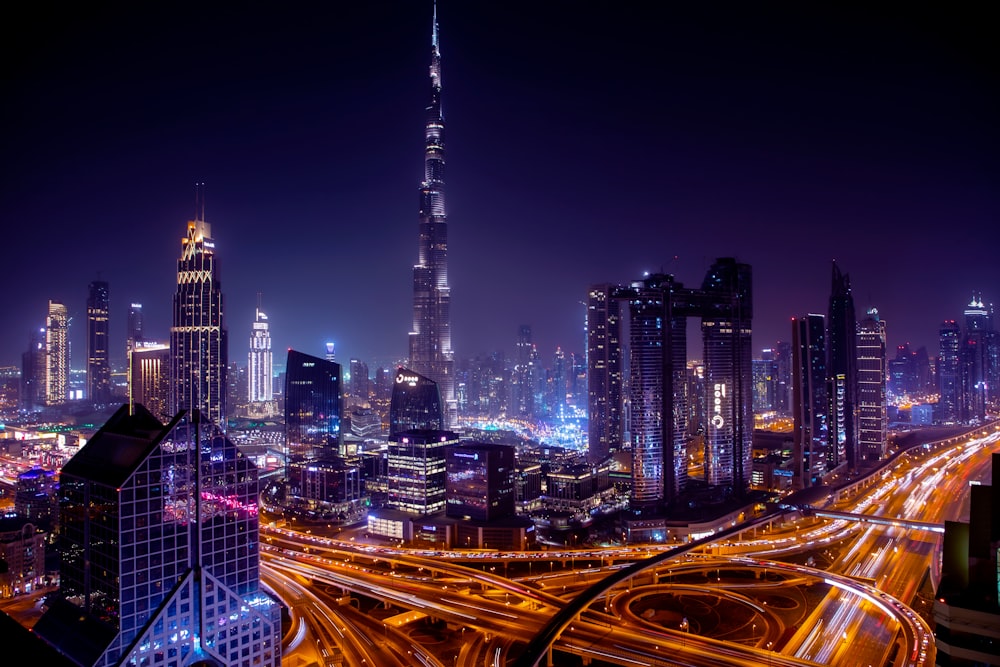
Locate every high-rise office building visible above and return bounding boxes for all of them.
[938,319,961,422]
[127,302,144,353]
[961,293,994,423]
[511,325,535,419]
[699,258,753,491]
[752,351,777,413]
[587,285,624,464]
[389,367,443,437]
[247,307,275,417]
[285,349,342,467]
[87,280,111,404]
[21,327,46,412]
[45,300,69,406]
[445,442,516,521]
[792,314,828,487]
[386,429,456,515]
[592,258,752,512]
[349,358,370,400]
[774,340,793,415]
[621,274,688,507]
[129,342,171,422]
[408,6,456,427]
[32,405,280,667]
[827,261,857,470]
[856,308,887,462]
[170,205,228,426]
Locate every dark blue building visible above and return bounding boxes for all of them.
[285,349,342,465]
[389,367,442,437]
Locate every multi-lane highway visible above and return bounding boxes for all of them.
[265,422,999,666]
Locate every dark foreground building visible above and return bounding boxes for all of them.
[28,405,280,667]
[934,452,1000,664]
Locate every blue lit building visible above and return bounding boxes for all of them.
[445,442,515,521]
[389,367,443,437]
[31,405,280,667]
[285,349,342,466]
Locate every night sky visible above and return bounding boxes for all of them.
[2,2,996,371]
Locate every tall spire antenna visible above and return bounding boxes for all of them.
[432,0,439,50]
[194,182,207,221]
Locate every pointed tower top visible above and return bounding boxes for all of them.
[432,0,439,50]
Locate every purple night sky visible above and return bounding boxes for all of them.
[2,2,996,371]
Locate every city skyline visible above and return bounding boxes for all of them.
[3,3,996,369]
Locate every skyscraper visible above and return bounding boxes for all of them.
[248,305,275,416]
[409,5,456,427]
[827,261,857,470]
[87,280,111,404]
[33,405,280,667]
[961,293,993,423]
[130,342,171,422]
[170,201,228,426]
[699,258,753,492]
[792,314,828,487]
[938,319,961,422]
[126,302,144,353]
[587,285,623,464]
[285,349,342,466]
[389,367,443,437]
[21,327,46,412]
[511,325,535,419]
[856,308,887,461]
[45,300,69,406]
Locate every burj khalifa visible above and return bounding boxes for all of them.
[409,3,456,426]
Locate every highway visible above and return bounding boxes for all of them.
[260,422,1000,666]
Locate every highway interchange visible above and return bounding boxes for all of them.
[265,423,1000,667]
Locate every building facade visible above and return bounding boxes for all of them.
[792,314,828,487]
[33,405,280,667]
[46,300,70,406]
[285,349,342,467]
[389,367,443,437]
[386,429,457,515]
[445,442,516,521]
[587,284,624,464]
[129,343,171,421]
[170,212,228,426]
[87,280,111,404]
[938,319,961,423]
[247,307,276,417]
[827,262,857,470]
[856,308,887,462]
[409,6,456,427]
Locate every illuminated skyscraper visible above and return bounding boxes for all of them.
[699,258,753,492]
[87,280,111,404]
[45,300,69,406]
[129,342,171,421]
[938,319,961,422]
[33,405,280,667]
[961,292,993,423]
[285,349,342,465]
[22,327,46,411]
[389,367,443,437]
[248,305,275,416]
[856,308,887,461]
[792,314,827,487]
[170,199,228,426]
[587,285,623,464]
[127,302,144,353]
[827,261,857,470]
[409,5,455,427]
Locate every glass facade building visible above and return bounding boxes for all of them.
[857,308,887,461]
[827,261,857,470]
[587,285,624,465]
[792,314,828,487]
[170,214,228,426]
[46,300,69,406]
[409,7,456,427]
[285,349,342,468]
[386,429,457,515]
[445,442,516,521]
[389,367,443,437]
[87,280,111,404]
[35,405,279,667]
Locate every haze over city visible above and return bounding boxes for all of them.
[3,2,996,367]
